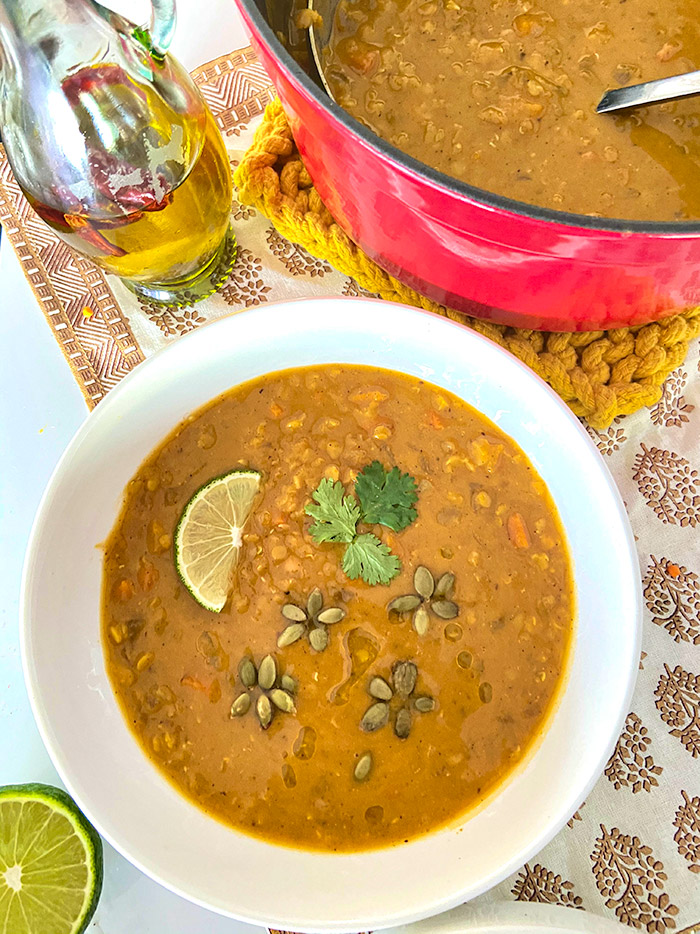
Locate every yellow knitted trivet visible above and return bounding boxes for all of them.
[234,99,700,429]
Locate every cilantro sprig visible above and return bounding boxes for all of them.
[355,461,418,531]
[305,462,418,586]
[305,478,361,543]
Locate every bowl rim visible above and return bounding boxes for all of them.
[20,298,643,932]
[236,0,700,237]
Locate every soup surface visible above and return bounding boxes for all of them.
[102,365,573,851]
[322,0,700,221]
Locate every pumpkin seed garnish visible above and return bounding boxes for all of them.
[278,588,346,653]
[307,587,323,618]
[230,692,251,717]
[432,599,459,620]
[238,656,257,688]
[387,594,421,614]
[413,604,430,637]
[392,661,417,698]
[277,622,306,648]
[270,688,297,713]
[386,564,459,636]
[257,694,273,730]
[361,702,390,732]
[435,572,455,598]
[354,751,373,782]
[360,659,435,738]
[231,652,297,730]
[414,566,435,599]
[394,707,412,739]
[369,676,393,701]
[258,654,277,690]
[308,627,329,652]
[282,604,307,622]
[281,674,298,693]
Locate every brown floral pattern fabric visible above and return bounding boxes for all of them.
[475,354,700,931]
[604,713,663,794]
[0,44,698,934]
[644,558,700,645]
[674,792,700,875]
[511,864,584,909]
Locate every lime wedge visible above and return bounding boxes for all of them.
[175,469,262,612]
[0,783,103,934]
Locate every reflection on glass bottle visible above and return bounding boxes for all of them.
[0,0,235,305]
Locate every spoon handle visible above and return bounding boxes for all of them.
[597,69,700,113]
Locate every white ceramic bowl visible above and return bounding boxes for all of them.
[22,298,641,933]
[387,901,629,934]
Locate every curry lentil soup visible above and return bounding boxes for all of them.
[102,365,573,851]
[321,0,700,221]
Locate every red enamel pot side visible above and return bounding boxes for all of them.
[236,1,700,331]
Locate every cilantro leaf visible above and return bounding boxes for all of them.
[355,461,418,531]
[342,533,401,586]
[305,478,361,544]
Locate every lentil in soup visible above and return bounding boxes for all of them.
[322,0,700,221]
[102,365,574,851]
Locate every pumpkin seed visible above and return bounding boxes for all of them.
[309,627,329,652]
[432,599,459,620]
[307,587,323,618]
[238,657,257,688]
[282,603,307,622]
[413,604,430,636]
[369,676,393,701]
[413,695,435,713]
[361,701,390,732]
[230,693,251,717]
[457,651,473,669]
[317,607,346,625]
[394,707,412,739]
[256,693,273,729]
[281,674,298,693]
[282,763,297,788]
[414,565,435,599]
[387,594,422,614]
[277,622,306,648]
[270,688,297,713]
[435,571,455,598]
[392,661,417,698]
[479,682,493,703]
[354,752,373,782]
[258,654,276,690]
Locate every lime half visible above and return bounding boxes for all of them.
[175,469,262,612]
[0,783,103,934]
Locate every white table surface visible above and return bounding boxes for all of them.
[0,1,265,930]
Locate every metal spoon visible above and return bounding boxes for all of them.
[308,0,335,98]
[597,69,700,113]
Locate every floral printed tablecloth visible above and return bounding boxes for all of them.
[0,45,698,934]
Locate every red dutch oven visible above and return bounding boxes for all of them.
[235,0,700,330]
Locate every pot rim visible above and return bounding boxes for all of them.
[238,0,700,237]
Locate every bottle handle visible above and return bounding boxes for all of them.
[148,0,177,59]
